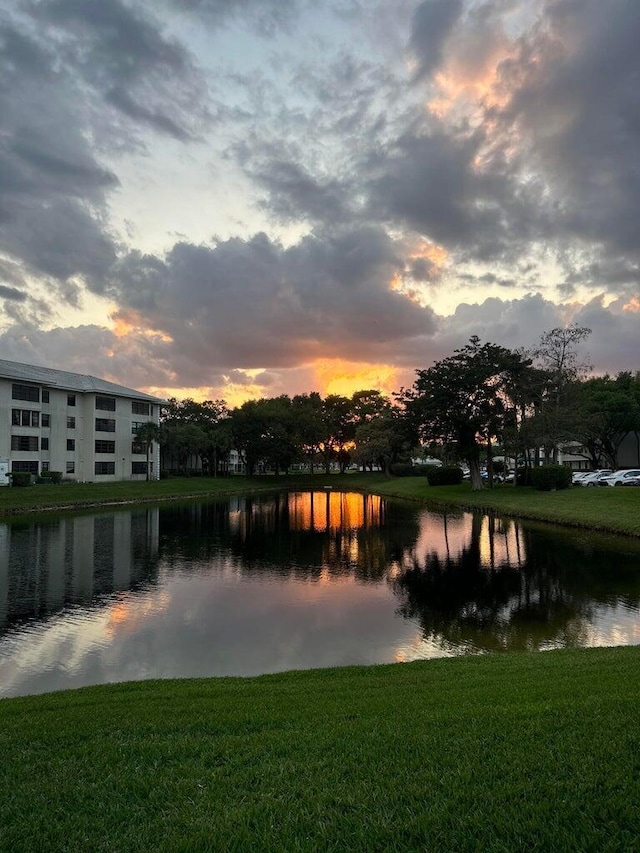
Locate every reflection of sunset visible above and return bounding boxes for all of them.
[105,593,171,639]
[288,492,383,533]
[408,509,526,568]
[312,358,399,398]
[478,516,525,568]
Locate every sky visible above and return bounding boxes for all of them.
[0,0,639,405]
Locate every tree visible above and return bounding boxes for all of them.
[573,372,640,468]
[320,395,355,473]
[354,408,409,474]
[134,421,160,481]
[399,337,535,490]
[533,325,592,462]
[292,393,325,473]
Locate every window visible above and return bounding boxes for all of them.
[132,400,150,415]
[131,421,147,434]
[42,390,50,404]
[12,461,38,474]
[66,461,75,474]
[132,441,146,455]
[131,461,148,475]
[67,416,76,429]
[41,437,49,450]
[42,461,50,472]
[67,394,76,406]
[11,435,39,451]
[95,461,115,475]
[42,414,50,428]
[95,440,115,453]
[12,384,39,402]
[12,409,39,426]
[96,396,116,411]
[67,439,75,451]
[95,418,116,433]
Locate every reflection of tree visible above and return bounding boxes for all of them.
[394,516,640,653]
[157,492,421,583]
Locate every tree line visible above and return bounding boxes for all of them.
[140,325,640,490]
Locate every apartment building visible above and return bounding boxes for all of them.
[0,358,164,483]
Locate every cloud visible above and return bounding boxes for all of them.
[0,285,27,302]
[0,0,638,403]
[160,0,302,37]
[34,0,211,141]
[109,227,438,372]
[410,0,464,79]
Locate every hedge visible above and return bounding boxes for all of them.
[530,464,573,491]
[426,466,464,486]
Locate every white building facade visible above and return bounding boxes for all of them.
[0,359,164,483]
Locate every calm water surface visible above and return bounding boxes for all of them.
[2,490,640,697]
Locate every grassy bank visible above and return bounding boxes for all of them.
[367,477,640,537]
[1,471,640,536]
[1,647,639,852]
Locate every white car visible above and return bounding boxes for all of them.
[571,471,590,484]
[599,469,640,487]
[577,470,613,487]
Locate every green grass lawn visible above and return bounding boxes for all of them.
[2,471,639,536]
[1,647,639,852]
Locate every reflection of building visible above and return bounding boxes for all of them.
[0,509,159,631]
[0,358,164,482]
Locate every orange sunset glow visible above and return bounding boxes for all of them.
[288,491,383,533]
[312,358,399,399]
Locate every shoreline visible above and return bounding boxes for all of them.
[1,473,639,536]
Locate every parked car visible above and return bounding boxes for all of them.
[621,476,640,487]
[577,470,613,487]
[571,471,590,484]
[599,469,640,487]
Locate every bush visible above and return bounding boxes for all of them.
[389,463,425,477]
[10,472,32,487]
[530,464,572,491]
[40,471,62,484]
[426,466,464,486]
[516,467,533,486]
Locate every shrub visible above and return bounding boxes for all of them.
[10,472,32,487]
[516,467,533,486]
[40,471,62,484]
[427,466,464,486]
[530,464,572,491]
[389,463,424,477]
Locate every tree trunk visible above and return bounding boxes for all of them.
[468,458,484,490]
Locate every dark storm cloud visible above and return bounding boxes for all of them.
[0,285,27,302]
[34,0,210,141]
[0,0,210,290]
[483,0,640,280]
[366,129,529,261]
[409,0,463,79]
[161,0,301,37]
[109,228,438,371]
[0,14,120,284]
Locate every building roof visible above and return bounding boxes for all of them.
[0,358,165,404]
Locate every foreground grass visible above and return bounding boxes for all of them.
[1,647,639,852]
[2,471,639,536]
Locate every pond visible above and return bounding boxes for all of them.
[2,490,640,697]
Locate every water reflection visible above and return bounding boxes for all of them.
[1,492,640,697]
[395,510,640,653]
